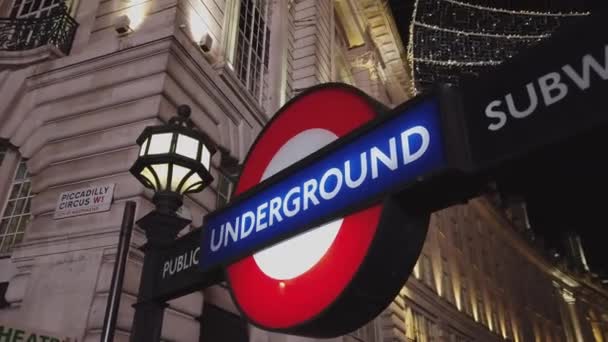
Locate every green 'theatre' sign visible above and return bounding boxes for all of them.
[0,324,74,342]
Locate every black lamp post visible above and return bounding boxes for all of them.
[129,105,216,342]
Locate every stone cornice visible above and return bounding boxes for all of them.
[0,30,267,162]
[471,197,608,301]
[355,0,410,99]
[15,27,267,131]
[403,278,503,340]
[0,45,65,68]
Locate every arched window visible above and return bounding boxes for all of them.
[0,157,32,254]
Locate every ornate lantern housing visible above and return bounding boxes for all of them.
[130,105,216,212]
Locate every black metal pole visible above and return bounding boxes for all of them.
[101,201,136,342]
[130,245,167,342]
[130,208,191,342]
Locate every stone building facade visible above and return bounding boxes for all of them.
[0,0,606,341]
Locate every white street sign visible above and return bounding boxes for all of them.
[54,184,115,219]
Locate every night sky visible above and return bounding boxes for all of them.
[521,128,608,277]
[387,0,608,276]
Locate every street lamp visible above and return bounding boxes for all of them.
[129,105,216,342]
[130,104,216,212]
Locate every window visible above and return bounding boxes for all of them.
[234,0,270,103]
[476,219,483,233]
[10,0,66,18]
[495,258,502,284]
[447,329,472,342]
[334,25,355,85]
[441,256,454,304]
[0,282,9,309]
[426,319,437,342]
[461,279,471,315]
[0,145,6,165]
[436,212,444,234]
[6,0,71,52]
[477,293,486,326]
[413,312,426,342]
[216,173,234,209]
[450,210,462,250]
[452,223,462,250]
[404,307,416,340]
[421,254,434,290]
[504,310,513,339]
[336,57,355,85]
[441,271,452,302]
[490,299,500,332]
[468,237,476,267]
[481,248,491,276]
[351,318,381,342]
[0,159,32,254]
[413,312,438,342]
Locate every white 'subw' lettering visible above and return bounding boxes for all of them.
[485,45,608,131]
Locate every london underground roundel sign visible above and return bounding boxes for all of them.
[224,84,432,337]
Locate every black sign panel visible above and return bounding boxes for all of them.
[154,229,222,301]
[460,5,608,169]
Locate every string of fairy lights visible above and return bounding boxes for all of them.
[407,0,591,94]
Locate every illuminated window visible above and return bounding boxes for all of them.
[0,159,32,254]
[234,0,270,104]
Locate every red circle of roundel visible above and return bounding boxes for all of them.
[227,85,382,328]
[225,83,429,338]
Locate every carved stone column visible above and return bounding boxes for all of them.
[561,288,585,342]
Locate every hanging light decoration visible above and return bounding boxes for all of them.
[407,0,590,94]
